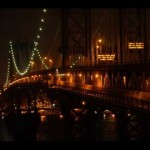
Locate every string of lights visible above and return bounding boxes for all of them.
[9,41,35,75]
[3,8,49,88]
[3,51,11,88]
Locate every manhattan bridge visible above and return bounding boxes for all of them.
[1,8,150,141]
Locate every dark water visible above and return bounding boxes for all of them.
[96,113,119,141]
[0,111,119,141]
[37,115,65,141]
[36,112,119,141]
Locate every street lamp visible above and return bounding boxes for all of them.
[95,38,102,65]
[98,38,102,54]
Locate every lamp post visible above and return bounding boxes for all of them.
[96,38,102,65]
[98,39,102,54]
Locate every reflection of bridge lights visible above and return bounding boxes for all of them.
[41,115,46,122]
[98,39,102,43]
[67,73,70,76]
[43,9,47,12]
[37,35,40,39]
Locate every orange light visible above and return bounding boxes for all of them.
[98,39,102,43]
[95,74,98,78]
[59,114,64,119]
[96,45,99,49]
[79,74,82,77]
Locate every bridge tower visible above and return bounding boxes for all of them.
[60,9,92,68]
[119,9,146,63]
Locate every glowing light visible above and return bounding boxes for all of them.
[41,115,47,122]
[98,54,115,61]
[9,41,35,75]
[98,39,102,43]
[128,42,144,49]
[94,110,97,114]
[59,114,64,119]
[37,35,40,39]
[79,73,82,77]
[67,73,70,76]
[41,19,44,22]
[43,9,47,12]
[95,74,98,78]
[82,101,86,106]
[96,45,99,49]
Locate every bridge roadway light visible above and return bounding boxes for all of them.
[95,38,103,65]
[98,39,102,43]
[82,101,86,106]
[98,39,102,54]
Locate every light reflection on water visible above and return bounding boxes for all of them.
[36,110,119,141]
[36,115,65,141]
[40,115,47,122]
[96,111,119,141]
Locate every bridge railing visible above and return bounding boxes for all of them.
[56,84,150,113]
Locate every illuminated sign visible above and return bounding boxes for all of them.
[98,54,115,61]
[128,42,144,49]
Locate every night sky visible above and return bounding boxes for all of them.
[0,8,61,86]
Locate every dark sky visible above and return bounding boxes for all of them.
[0,8,61,86]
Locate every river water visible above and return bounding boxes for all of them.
[36,111,119,141]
